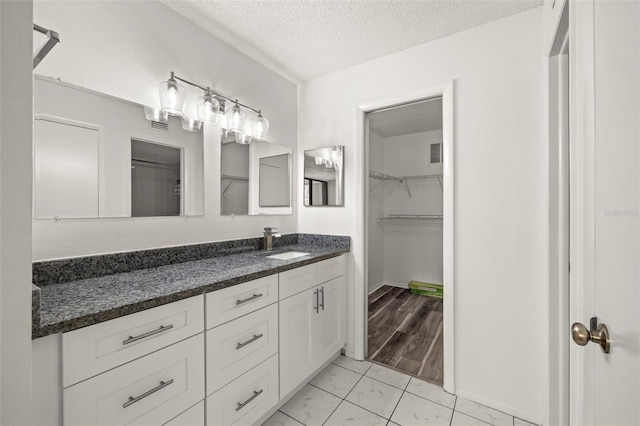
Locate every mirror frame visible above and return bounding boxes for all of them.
[303,145,344,207]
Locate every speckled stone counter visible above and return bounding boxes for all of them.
[32,235,349,339]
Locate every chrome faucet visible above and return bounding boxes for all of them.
[263,227,281,251]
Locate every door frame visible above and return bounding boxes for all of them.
[546,1,570,425]
[354,81,455,393]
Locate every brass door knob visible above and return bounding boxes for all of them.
[571,318,610,353]
[571,322,591,346]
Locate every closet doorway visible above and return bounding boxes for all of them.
[365,97,446,386]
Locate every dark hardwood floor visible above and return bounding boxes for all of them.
[367,285,443,385]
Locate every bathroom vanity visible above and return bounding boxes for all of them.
[31,235,349,426]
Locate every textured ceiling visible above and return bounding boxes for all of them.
[160,0,542,83]
[369,97,443,138]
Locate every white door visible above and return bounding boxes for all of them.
[314,276,345,364]
[570,1,639,424]
[279,287,316,397]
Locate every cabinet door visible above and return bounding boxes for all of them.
[313,276,345,368]
[279,287,316,397]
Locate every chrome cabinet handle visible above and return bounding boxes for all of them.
[236,293,263,305]
[123,379,174,408]
[236,389,263,412]
[314,289,319,313]
[236,333,264,350]
[320,286,325,311]
[122,324,174,345]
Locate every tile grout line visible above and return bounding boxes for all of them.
[385,371,412,424]
[277,410,306,426]
[319,364,368,426]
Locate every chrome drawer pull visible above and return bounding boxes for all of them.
[123,379,174,408]
[236,293,263,305]
[122,324,174,345]
[236,389,263,412]
[320,286,325,311]
[314,289,319,313]
[236,333,264,350]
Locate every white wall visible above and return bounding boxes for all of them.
[381,130,443,288]
[0,1,33,423]
[298,8,546,423]
[33,0,297,260]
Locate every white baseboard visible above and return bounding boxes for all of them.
[454,389,541,426]
[383,281,410,289]
[367,281,386,294]
[368,281,410,295]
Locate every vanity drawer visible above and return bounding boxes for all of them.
[206,354,279,426]
[316,255,345,285]
[64,334,205,426]
[62,295,204,387]
[207,303,278,394]
[279,263,317,299]
[163,401,204,426]
[207,274,278,329]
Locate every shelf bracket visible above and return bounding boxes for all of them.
[402,179,412,198]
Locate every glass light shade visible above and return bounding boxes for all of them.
[315,156,324,165]
[181,116,202,132]
[196,93,220,125]
[225,102,247,133]
[158,79,187,115]
[234,131,251,145]
[217,102,228,129]
[144,106,168,123]
[251,113,269,141]
[325,160,334,168]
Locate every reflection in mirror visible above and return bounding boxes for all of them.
[220,133,292,215]
[304,146,344,206]
[259,154,290,207]
[33,75,204,219]
[131,140,181,217]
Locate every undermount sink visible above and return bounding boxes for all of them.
[266,251,310,260]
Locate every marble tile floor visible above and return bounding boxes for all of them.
[263,356,537,426]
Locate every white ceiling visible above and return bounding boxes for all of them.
[369,97,443,138]
[160,0,542,83]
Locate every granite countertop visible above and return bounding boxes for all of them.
[32,242,349,338]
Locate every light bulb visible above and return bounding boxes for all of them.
[225,101,247,133]
[315,157,324,165]
[196,92,220,125]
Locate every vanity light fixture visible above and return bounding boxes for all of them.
[143,106,169,124]
[155,71,269,141]
[181,116,202,132]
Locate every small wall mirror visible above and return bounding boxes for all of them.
[221,133,292,215]
[304,146,344,206]
[33,75,204,219]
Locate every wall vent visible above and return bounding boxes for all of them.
[151,120,169,131]
[430,142,443,164]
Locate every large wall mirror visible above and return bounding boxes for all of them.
[34,76,204,219]
[221,133,292,215]
[304,146,344,206]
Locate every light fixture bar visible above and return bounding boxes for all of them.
[33,23,60,70]
[170,72,261,114]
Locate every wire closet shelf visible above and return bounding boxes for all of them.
[369,170,443,197]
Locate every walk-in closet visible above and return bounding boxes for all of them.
[366,97,445,385]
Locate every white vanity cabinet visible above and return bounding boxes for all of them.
[32,253,348,426]
[279,256,346,397]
